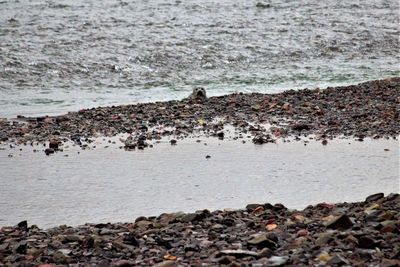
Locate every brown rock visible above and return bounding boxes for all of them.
[325,214,353,230]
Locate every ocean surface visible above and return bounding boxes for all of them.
[0,0,399,118]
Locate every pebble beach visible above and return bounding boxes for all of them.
[1,0,400,266]
[0,78,399,266]
[0,193,399,266]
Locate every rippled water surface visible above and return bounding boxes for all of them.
[0,138,399,228]
[0,0,399,117]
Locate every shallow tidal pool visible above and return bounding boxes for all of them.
[0,137,399,228]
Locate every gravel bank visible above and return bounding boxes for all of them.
[0,193,399,266]
[0,78,399,153]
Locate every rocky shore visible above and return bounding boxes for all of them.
[0,78,399,153]
[0,193,399,266]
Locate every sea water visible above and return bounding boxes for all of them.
[0,0,399,118]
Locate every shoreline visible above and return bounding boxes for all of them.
[2,76,399,120]
[0,193,399,266]
[0,78,399,153]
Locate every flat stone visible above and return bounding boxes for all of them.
[248,233,276,249]
[268,256,289,266]
[218,249,258,258]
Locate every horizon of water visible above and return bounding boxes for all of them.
[1,0,399,118]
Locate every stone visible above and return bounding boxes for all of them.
[379,220,397,233]
[315,232,334,246]
[180,213,200,223]
[256,2,271,9]
[44,148,55,155]
[325,214,353,230]
[248,233,276,249]
[49,139,60,149]
[365,193,384,202]
[57,249,72,256]
[15,241,27,254]
[257,248,273,258]
[218,249,258,258]
[358,236,379,249]
[327,254,349,266]
[268,256,289,266]
[291,123,310,131]
[245,204,263,212]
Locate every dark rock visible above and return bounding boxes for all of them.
[252,134,275,144]
[256,2,271,8]
[245,204,263,212]
[123,234,139,246]
[358,236,379,249]
[292,123,311,131]
[180,213,200,223]
[326,214,353,230]
[365,193,384,202]
[44,148,55,155]
[258,247,273,258]
[49,139,60,149]
[184,244,198,252]
[221,218,235,226]
[273,203,287,211]
[218,256,233,264]
[15,241,27,254]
